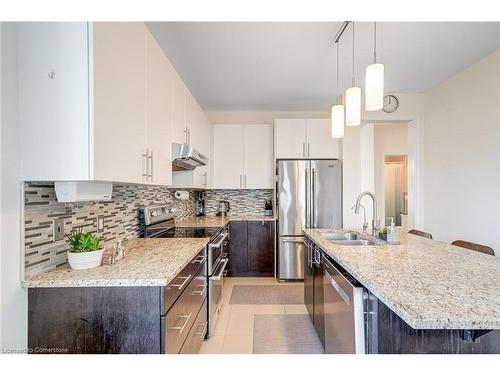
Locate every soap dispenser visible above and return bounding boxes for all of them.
[387,217,399,244]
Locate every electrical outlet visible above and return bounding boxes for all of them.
[53,219,65,242]
[97,215,104,233]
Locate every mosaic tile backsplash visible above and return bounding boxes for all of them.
[205,189,273,216]
[24,183,273,277]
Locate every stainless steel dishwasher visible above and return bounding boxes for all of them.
[323,255,366,354]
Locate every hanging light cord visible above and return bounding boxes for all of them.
[352,22,355,86]
[336,42,340,105]
[373,21,377,64]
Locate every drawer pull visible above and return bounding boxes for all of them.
[192,255,206,264]
[171,313,193,334]
[192,283,207,295]
[195,321,208,337]
[170,275,192,290]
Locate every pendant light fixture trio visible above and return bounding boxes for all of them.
[330,21,386,138]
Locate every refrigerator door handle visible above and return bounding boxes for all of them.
[305,168,309,228]
[312,167,316,228]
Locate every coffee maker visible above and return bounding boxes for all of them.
[195,191,206,217]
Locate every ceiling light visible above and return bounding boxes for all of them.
[331,42,344,138]
[365,22,384,111]
[345,22,361,126]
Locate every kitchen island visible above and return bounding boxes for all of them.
[24,237,210,354]
[304,228,500,353]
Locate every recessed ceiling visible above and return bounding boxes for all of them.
[146,22,500,111]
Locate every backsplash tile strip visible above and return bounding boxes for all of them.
[23,183,272,277]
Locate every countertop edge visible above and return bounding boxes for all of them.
[304,231,500,331]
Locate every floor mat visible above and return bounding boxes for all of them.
[253,314,324,354]
[229,284,304,304]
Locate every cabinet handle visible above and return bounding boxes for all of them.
[244,175,247,188]
[240,175,242,188]
[302,143,305,158]
[142,149,149,182]
[192,282,207,295]
[203,172,207,187]
[195,321,208,337]
[148,150,153,182]
[171,312,192,334]
[308,143,311,157]
[170,274,192,290]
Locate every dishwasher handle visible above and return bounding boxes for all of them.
[326,271,350,305]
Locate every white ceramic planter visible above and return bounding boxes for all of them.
[67,248,105,270]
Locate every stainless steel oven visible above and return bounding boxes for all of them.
[207,227,229,337]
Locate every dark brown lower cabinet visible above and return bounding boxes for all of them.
[228,220,275,277]
[28,253,208,354]
[304,239,325,348]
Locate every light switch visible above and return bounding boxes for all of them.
[53,219,65,242]
[97,215,104,233]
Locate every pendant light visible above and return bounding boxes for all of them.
[345,22,361,126]
[331,42,344,139]
[365,22,384,111]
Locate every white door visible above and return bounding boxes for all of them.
[92,22,147,184]
[171,70,188,144]
[212,124,244,189]
[145,30,172,186]
[275,119,307,159]
[306,119,340,158]
[243,124,274,189]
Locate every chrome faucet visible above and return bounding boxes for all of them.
[354,191,378,236]
[351,203,368,234]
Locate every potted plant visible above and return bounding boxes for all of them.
[66,229,104,270]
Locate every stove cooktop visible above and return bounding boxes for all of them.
[147,226,222,240]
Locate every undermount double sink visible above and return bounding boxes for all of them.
[321,231,377,246]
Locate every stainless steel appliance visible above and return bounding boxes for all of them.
[323,255,365,354]
[216,200,230,216]
[172,143,208,171]
[139,204,229,338]
[277,159,342,280]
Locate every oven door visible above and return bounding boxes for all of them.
[207,257,229,337]
[207,229,228,274]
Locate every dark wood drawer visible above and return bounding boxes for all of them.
[180,298,208,354]
[163,247,206,314]
[163,260,207,354]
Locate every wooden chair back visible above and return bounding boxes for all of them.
[408,229,433,239]
[451,240,495,256]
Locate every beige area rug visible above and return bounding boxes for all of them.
[253,314,324,354]
[229,285,304,305]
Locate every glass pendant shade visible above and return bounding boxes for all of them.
[345,86,361,126]
[365,63,384,111]
[331,104,345,138]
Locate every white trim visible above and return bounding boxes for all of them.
[87,22,95,180]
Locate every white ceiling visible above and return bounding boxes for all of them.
[146,22,500,111]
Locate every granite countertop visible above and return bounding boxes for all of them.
[175,215,276,228]
[22,237,209,288]
[304,228,500,330]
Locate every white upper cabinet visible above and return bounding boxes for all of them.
[274,119,339,159]
[305,119,340,159]
[212,124,244,189]
[145,30,173,186]
[18,22,183,186]
[171,70,188,145]
[243,124,274,189]
[92,22,147,184]
[212,124,273,189]
[275,119,307,159]
[18,23,91,181]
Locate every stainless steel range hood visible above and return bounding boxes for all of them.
[172,143,208,171]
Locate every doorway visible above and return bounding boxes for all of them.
[384,155,408,227]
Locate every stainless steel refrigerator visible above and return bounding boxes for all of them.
[277,159,342,280]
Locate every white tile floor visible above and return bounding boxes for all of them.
[199,277,308,354]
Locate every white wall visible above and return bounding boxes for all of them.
[374,123,409,224]
[423,50,500,252]
[1,23,27,350]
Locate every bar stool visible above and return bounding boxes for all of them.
[451,240,495,256]
[408,229,433,239]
